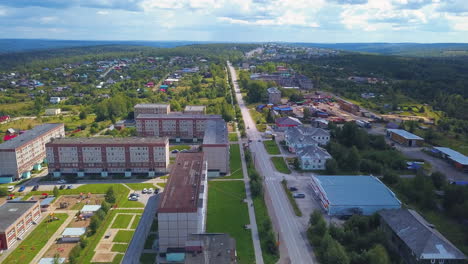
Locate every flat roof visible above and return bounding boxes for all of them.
[0,201,38,232]
[39,258,66,264]
[136,113,222,120]
[433,147,468,165]
[47,136,168,145]
[186,233,237,264]
[0,123,63,150]
[40,197,55,206]
[184,105,206,111]
[62,227,86,237]
[134,103,169,109]
[267,87,281,94]
[387,129,423,140]
[313,175,401,207]
[159,152,206,213]
[82,205,101,212]
[203,119,228,145]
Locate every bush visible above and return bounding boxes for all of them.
[105,186,116,204]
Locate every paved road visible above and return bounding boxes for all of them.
[228,62,315,264]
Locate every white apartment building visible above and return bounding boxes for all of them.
[134,103,170,115]
[202,119,229,176]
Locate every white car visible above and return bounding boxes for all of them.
[128,196,139,201]
[148,188,154,194]
[57,179,66,184]
[7,186,15,192]
[142,188,148,194]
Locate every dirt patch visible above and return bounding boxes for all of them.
[92,252,117,263]
[97,243,113,251]
[54,194,105,210]
[43,242,77,258]
[227,122,235,132]
[68,217,91,228]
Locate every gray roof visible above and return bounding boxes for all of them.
[134,103,169,109]
[184,105,206,112]
[267,87,281,94]
[379,209,466,260]
[387,129,423,140]
[62,227,86,237]
[0,123,63,150]
[47,136,168,145]
[276,116,302,126]
[433,147,468,166]
[136,113,222,120]
[296,146,331,160]
[0,201,38,232]
[285,126,329,147]
[186,233,237,264]
[203,119,228,145]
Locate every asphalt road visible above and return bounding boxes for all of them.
[228,62,315,264]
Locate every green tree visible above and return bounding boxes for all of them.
[325,159,338,174]
[431,171,446,190]
[345,146,361,172]
[366,244,391,264]
[0,187,8,197]
[53,186,59,197]
[324,240,349,264]
[105,186,116,204]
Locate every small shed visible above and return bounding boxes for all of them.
[81,205,101,217]
[61,227,86,243]
[45,108,61,116]
[38,258,66,264]
[40,197,55,212]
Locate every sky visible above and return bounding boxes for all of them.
[0,0,468,43]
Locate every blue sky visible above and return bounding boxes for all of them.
[0,0,467,42]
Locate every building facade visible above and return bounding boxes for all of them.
[134,103,171,115]
[386,129,424,147]
[0,201,41,250]
[136,113,223,141]
[158,152,208,252]
[284,126,330,153]
[46,137,169,178]
[184,105,206,115]
[267,87,281,104]
[296,146,332,171]
[202,119,229,176]
[337,99,360,115]
[0,123,65,181]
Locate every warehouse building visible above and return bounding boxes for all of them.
[202,119,229,176]
[337,99,360,115]
[46,137,169,178]
[431,147,468,172]
[0,201,41,249]
[158,152,208,253]
[379,209,466,264]
[184,105,206,115]
[0,123,65,182]
[136,113,223,141]
[386,129,424,147]
[311,175,401,216]
[134,103,171,115]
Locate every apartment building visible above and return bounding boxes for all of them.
[184,105,206,115]
[135,113,223,141]
[46,137,169,178]
[267,87,281,104]
[158,152,208,253]
[134,103,171,115]
[0,123,65,182]
[202,119,229,176]
[0,201,41,250]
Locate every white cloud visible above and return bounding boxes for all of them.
[0,7,6,16]
[446,14,468,31]
[39,16,58,24]
[97,10,109,15]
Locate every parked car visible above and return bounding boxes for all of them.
[142,188,148,194]
[171,149,179,153]
[32,185,39,191]
[289,187,298,191]
[59,185,66,190]
[154,188,160,194]
[66,185,73,189]
[293,193,306,198]
[130,193,140,197]
[7,186,15,192]
[148,188,154,194]
[128,196,139,201]
[18,186,26,192]
[57,179,66,184]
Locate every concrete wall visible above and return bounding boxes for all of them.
[203,145,229,174]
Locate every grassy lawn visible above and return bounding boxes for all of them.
[140,253,157,264]
[229,133,239,142]
[117,199,144,209]
[113,230,135,243]
[111,214,134,229]
[207,181,254,264]
[281,180,302,217]
[271,157,291,174]
[159,175,169,180]
[156,183,166,188]
[263,140,281,155]
[253,197,280,264]
[111,243,128,253]
[3,214,68,264]
[112,253,124,264]
[169,145,191,151]
[125,183,155,190]
[225,144,243,179]
[131,214,142,229]
[144,234,157,249]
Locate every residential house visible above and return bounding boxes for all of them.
[275,116,302,130]
[296,146,331,170]
[285,126,330,153]
[49,97,61,104]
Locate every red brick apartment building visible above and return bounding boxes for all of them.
[0,201,41,249]
[46,137,169,177]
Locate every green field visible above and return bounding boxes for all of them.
[113,230,135,243]
[207,181,254,264]
[263,140,281,155]
[169,145,191,151]
[111,214,134,228]
[3,214,68,264]
[271,157,291,174]
[156,182,166,188]
[229,133,239,141]
[253,197,280,264]
[111,243,129,253]
[112,253,124,264]
[131,215,142,229]
[225,144,243,179]
[125,183,155,190]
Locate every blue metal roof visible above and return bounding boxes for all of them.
[40,197,55,206]
[433,147,468,165]
[314,175,401,207]
[62,227,86,237]
[39,258,66,264]
[387,129,423,140]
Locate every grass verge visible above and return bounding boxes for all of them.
[113,230,134,243]
[131,215,142,229]
[271,157,291,174]
[140,253,157,264]
[111,243,128,253]
[281,180,302,217]
[229,133,239,141]
[125,183,155,190]
[111,214,134,229]
[225,144,243,179]
[263,140,281,155]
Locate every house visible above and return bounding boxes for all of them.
[45,108,61,116]
[81,205,101,217]
[60,227,86,243]
[267,87,281,104]
[285,126,330,153]
[50,97,61,104]
[312,118,329,129]
[311,175,401,216]
[431,147,468,171]
[386,129,424,147]
[275,116,302,129]
[296,146,331,170]
[379,209,466,264]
